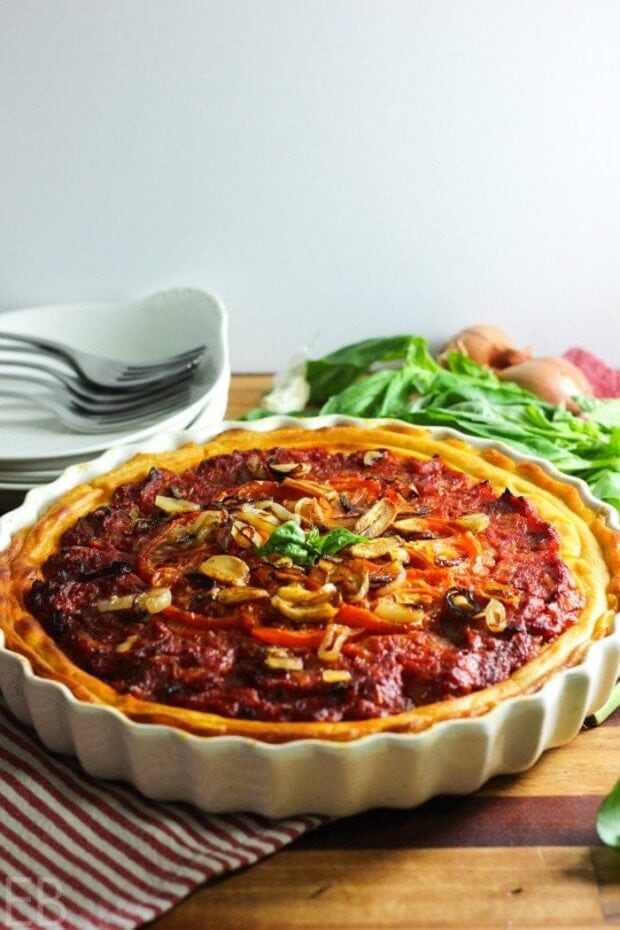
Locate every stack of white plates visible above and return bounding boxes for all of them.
[0,288,230,494]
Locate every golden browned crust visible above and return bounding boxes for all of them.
[0,422,618,743]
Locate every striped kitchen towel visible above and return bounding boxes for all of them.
[0,703,326,930]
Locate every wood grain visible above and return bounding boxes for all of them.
[152,847,620,930]
[224,373,272,419]
[482,725,620,797]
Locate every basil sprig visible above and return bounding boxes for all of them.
[256,521,367,567]
[242,335,620,515]
[597,779,620,848]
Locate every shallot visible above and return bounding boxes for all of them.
[498,357,592,409]
[439,324,531,370]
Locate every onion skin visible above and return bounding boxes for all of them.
[498,357,592,409]
[439,325,531,370]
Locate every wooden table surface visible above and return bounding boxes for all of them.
[4,374,619,929]
[147,374,620,930]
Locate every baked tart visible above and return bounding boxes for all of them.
[1,422,618,745]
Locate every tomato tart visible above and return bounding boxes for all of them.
[0,422,618,744]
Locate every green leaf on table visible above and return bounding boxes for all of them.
[238,407,280,421]
[597,779,620,848]
[590,680,620,727]
[580,397,620,428]
[239,407,312,421]
[307,335,439,405]
[320,369,401,417]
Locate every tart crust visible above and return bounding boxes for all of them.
[1,422,618,743]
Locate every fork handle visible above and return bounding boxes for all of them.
[0,330,83,374]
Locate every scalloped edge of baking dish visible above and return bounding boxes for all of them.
[1,415,618,817]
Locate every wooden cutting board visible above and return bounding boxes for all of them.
[154,723,620,929]
[148,373,620,930]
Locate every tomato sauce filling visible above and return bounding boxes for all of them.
[25,446,585,722]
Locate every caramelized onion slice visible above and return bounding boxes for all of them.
[260,499,300,523]
[317,623,353,662]
[321,669,352,683]
[199,555,250,586]
[393,517,434,536]
[373,599,426,624]
[216,586,269,605]
[354,499,398,539]
[159,510,225,548]
[96,587,172,615]
[329,562,370,603]
[271,591,339,622]
[264,646,304,671]
[274,582,337,604]
[96,593,135,612]
[231,520,264,548]
[235,506,280,535]
[349,537,408,561]
[270,462,311,476]
[115,634,139,654]
[371,559,407,596]
[444,587,483,618]
[283,477,339,502]
[483,598,508,632]
[155,495,201,514]
[454,513,490,533]
[363,450,384,466]
[294,496,332,529]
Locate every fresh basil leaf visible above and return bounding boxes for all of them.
[597,779,620,848]
[404,337,442,371]
[264,521,306,546]
[314,335,420,368]
[256,521,367,566]
[294,525,367,557]
[306,359,367,407]
[307,335,438,405]
[256,521,316,566]
[375,366,423,418]
[442,350,502,383]
[238,408,281,421]
[315,528,367,556]
[239,408,313,421]
[321,369,399,417]
[582,398,620,428]
[305,527,321,550]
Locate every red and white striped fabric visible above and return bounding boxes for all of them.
[0,703,326,929]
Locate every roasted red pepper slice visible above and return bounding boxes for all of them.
[336,602,413,634]
[162,603,243,630]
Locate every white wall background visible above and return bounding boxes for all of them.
[1,1,619,371]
